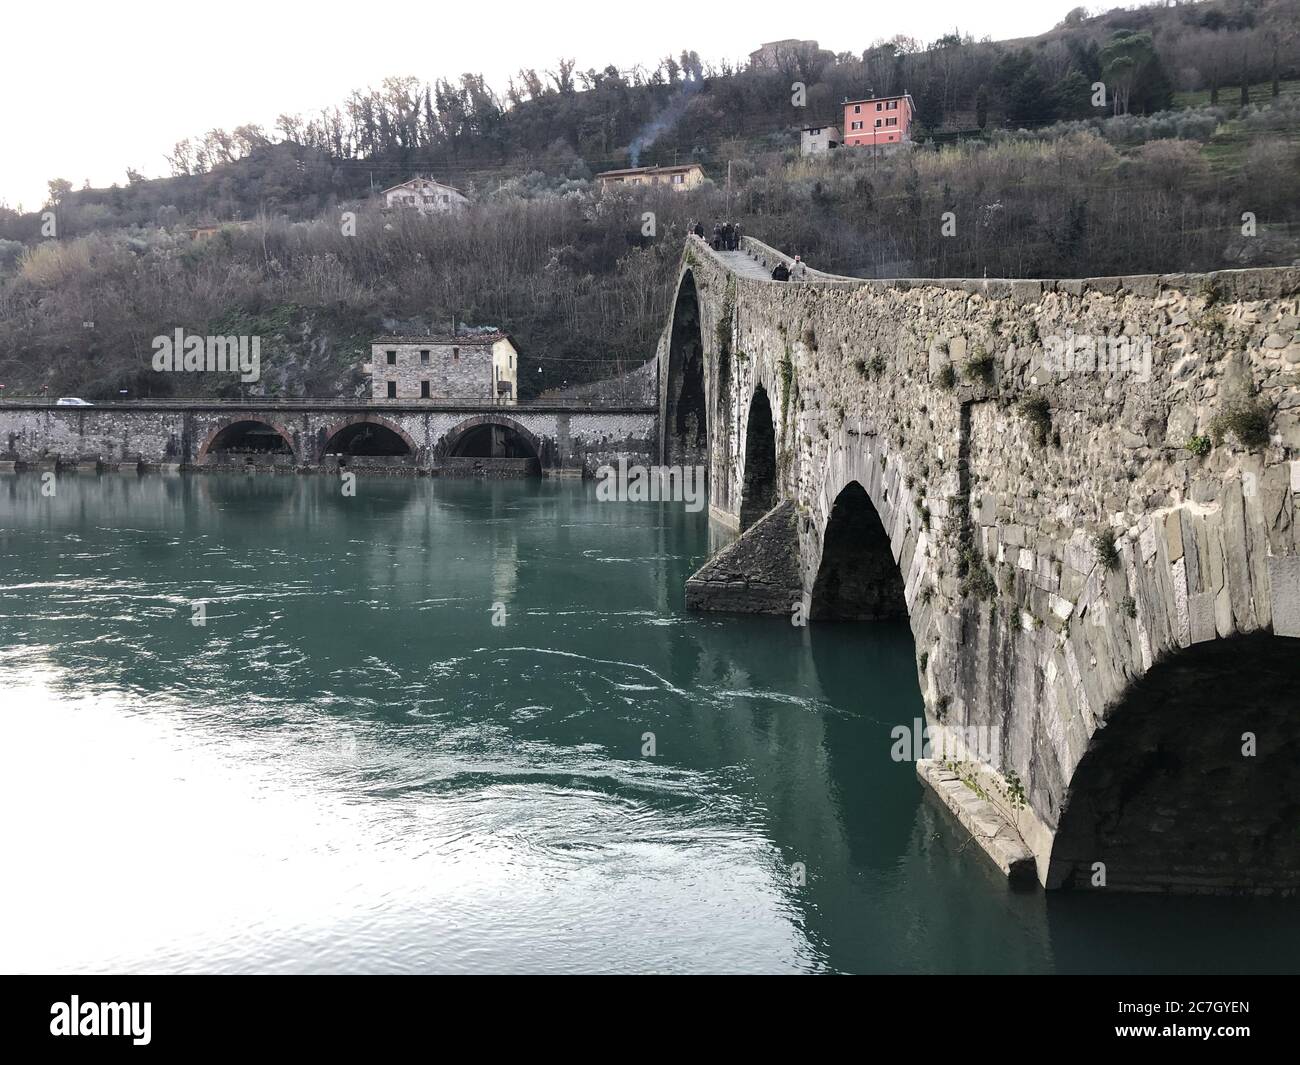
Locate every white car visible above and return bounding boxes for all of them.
[55,397,93,406]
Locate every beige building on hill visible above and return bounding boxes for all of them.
[380,177,469,215]
[596,163,705,192]
[365,333,518,404]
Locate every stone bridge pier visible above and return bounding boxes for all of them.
[671,234,1300,894]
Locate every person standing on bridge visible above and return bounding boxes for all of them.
[771,261,790,281]
[711,223,722,250]
[693,221,705,239]
[790,255,807,281]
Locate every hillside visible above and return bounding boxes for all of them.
[1,0,1297,400]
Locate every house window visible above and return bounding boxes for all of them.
[886,117,897,127]
[386,381,397,398]
[875,119,882,127]
[420,381,430,398]
[853,105,861,114]
[452,347,459,360]
[851,121,862,131]
[672,174,683,184]
[876,102,883,111]
[386,350,396,365]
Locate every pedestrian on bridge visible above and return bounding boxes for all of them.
[771,262,790,282]
[790,255,807,280]
[711,223,722,250]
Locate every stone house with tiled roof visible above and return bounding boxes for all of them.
[364,332,518,404]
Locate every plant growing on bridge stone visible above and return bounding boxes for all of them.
[1195,307,1227,339]
[959,546,997,600]
[1018,394,1052,445]
[936,364,957,390]
[1094,528,1121,570]
[1185,434,1212,458]
[1002,770,1027,812]
[1210,397,1272,450]
[963,348,995,385]
[1121,595,1137,619]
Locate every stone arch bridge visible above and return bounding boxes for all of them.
[0,401,656,477]
[667,233,1300,895]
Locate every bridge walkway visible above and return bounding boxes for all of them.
[712,249,776,282]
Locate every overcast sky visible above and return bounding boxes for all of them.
[2,0,1093,210]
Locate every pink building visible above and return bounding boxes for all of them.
[842,94,916,148]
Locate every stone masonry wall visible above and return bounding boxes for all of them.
[0,405,657,476]
[674,233,1300,888]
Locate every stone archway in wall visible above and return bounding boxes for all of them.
[810,481,908,621]
[1047,631,1300,894]
[663,270,708,471]
[441,415,543,474]
[197,417,297,464]
[320,416,417,461]
[739,383,777,531]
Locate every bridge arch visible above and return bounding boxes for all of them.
[663,269,708,470]
[441,415,543,464]
[810,480,908,621]
[320,415,417,460]
[1046,631,1300,894]
[197,417,297,463]
[739,383,777,531]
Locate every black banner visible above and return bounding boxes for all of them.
[0,975,1290,1053]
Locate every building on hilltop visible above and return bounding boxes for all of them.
[365,331,518,404]
[380,177,469,215]
[595,163,705,192]
[800,124,841,156]
[748,40,832,70]
[843,94,917,149]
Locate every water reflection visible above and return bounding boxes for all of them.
[0,473,1296,974]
